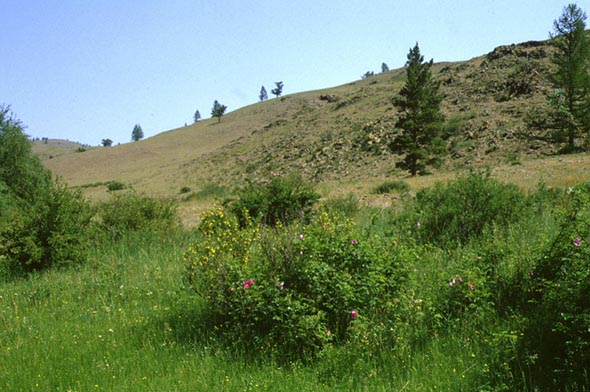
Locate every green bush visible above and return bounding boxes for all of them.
[95,191,178,238]
[106,181,126,191]
[183,208,408,360]
[0,106,92,274]
[371,180,410,195]
[411,171,527,247]
[229,174,319,227]
[520,183,590,390]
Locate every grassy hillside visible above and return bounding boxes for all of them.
[38,38,589,207]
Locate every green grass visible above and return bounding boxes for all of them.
[0,183,578,390]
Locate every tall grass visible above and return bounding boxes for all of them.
[0,179,583,391]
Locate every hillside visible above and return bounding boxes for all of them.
[38,38,590,204]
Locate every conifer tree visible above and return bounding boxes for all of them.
[194,110,201,123]
[259,86,268,101]
[389,43,445,176]
[271,81,283,98]
[211,100,227,123]
[550,3,590,151]
[131,124,143,142]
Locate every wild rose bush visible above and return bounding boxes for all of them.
[520,183,590,389]
[183,208,409,359]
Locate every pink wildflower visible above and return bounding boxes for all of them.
[278,281,284,290]
[529,271,534,278]
[457,276,463,284]
[242,279,254,289]
[350,309,358,320]
[298,234,304,241]
[351,239,358,245]
[469,283,475,291]
[449,280,454,287]
[326,329,332,336]
[574,237,582,247]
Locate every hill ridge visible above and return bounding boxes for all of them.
[39,36,587,203]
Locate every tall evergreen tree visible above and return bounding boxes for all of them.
[259,86,268,101]
[131,124,143,142]
[389,43,445,176]
[211,100,227,123]
[550,3,590,151]
[194,110,201,123]
[271,81,283,98]
[381,62,389,73]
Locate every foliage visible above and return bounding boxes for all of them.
[389,43,446,175]
[549,3,590,151]
[94,191,178,239]
[0,105,92,274]
[520,182,590,390]
[410,171,527,247]
[229,174,320,227]
[361,71,374,79]
[319,194,359,218]
[381,62,389,73]
[259,85,268,102]
[106,180,126,191]
[371,180,410,195]
[211,100,227,123]
[131,124,144,142]
[101,138,113,147]
[183,208,408,360]
[271,81,284,98]
[193,109,201,123]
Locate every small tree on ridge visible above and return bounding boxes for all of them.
[259,86,268,102]
[131,124,143,142]
[211,100,227,123]
[271,82,283,98]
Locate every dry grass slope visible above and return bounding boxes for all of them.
[38,38,590,209]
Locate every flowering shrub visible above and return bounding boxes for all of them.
[183,208,408,359]
[521,182,590,389]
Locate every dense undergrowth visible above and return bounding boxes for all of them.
[1,172,590,391]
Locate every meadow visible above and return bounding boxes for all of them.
[1,172,588,391]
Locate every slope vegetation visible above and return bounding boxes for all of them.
[39,38,590,203]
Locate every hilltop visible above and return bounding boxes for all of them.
[38,37,590,205]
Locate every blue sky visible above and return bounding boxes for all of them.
[1,0,571,145]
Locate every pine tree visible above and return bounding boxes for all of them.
[211,100,227,123]
[271,81,283,98]
[194,110,201,123]
[389,43,445,176]
[259,86,268,101]
[550,3,590,151]
[381,62,389,73]
[131,124,143,142]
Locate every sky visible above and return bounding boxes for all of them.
[0,0,573,146]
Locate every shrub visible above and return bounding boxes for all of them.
[94,191,178,238]
[371,180,410,195]
[229,174,319,227]
[0,106,92,274]
[106,181,126,191]
[411,171,527,247]
[183,209,408,360]
[520,183,590,390]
